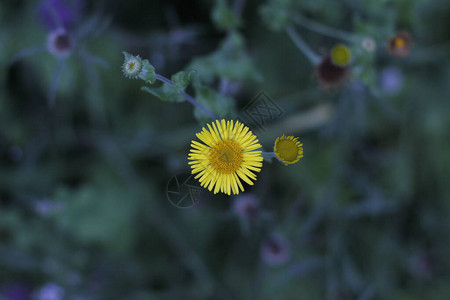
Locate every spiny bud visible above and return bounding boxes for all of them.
[122,53,144,79]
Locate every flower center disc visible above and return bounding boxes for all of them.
[124,58,142,77]
[330,44,351,67]
[209,140,243,174]
[276,139,298,162]
[394,37,406,49]
[55,33,72,51]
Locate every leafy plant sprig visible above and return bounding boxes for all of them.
[122,52,219,120]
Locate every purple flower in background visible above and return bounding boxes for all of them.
[34,198,64,217]
[36,0,83,61]
[12,0,108,106]
[36,283,64,300]
[1,284,32,300]
[232,194,260,221]
[219,79,242,97]
[46,27,74,58]
[38,0,85,31]
[409,253,433,280]
[379,66,404,95]
[260,233,291,266]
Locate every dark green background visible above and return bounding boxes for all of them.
[1,0,450,299]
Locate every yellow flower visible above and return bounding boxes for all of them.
[330,44,351,67]
[188,119,263,195]
[274,135,304,165]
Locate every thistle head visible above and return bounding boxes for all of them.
[232,194,260,220]
[38,0,85,31]
[46,28,74,58]
[260,233,291,266]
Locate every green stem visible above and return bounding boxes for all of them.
[286,26,321,65]
[291,14,363,43]
[262,151,276,162]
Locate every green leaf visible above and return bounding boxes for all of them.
[141,85,185,103]
[188,32,262,83]
[122,51,133,61]
[138,59,156,84]
[54,185,138,253]
[259,4,290,32]
[211,0,241,31]
[193,83,235,122]
[171,70,196,91]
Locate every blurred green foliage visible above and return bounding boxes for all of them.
[1,0,450,299]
